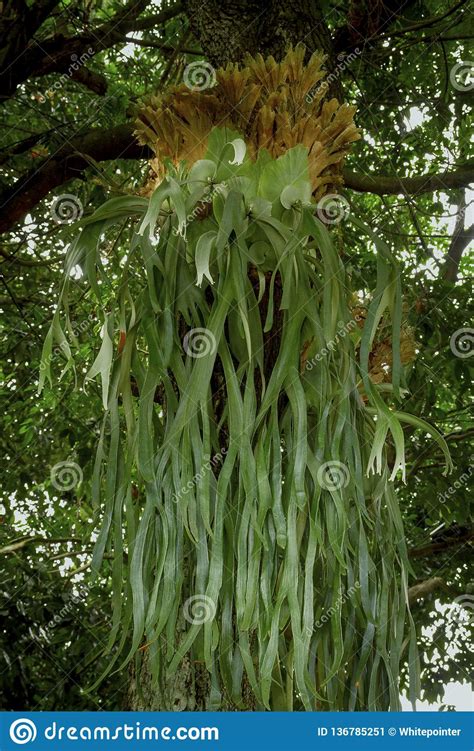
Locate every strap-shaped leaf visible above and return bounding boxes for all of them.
[195,230,217,286]
[85,313,114,409]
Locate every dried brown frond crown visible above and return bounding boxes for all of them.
[136,45,360,199]
[348,295,418,384]
[368,326,417,384]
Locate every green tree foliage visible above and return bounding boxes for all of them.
[0,0,472,711]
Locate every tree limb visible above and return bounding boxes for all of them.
[333,0,418,52]
[0,124,151,234]
[343,164,474,195]
[442,191,472,282]
[0,536,82,555]
[408,576,453,605]
[409,529,474,559]
[1,123,473,234]
[123,35,200,55]
[0,1,184,100]
[69,66,108,96]
[376,0,468,40]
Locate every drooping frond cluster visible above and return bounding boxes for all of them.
[136,45,360,200]
[40,129,451,710]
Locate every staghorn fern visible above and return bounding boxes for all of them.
[136,45,360,201]
[39,126,452,710]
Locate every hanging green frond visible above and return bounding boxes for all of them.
[41,127,451,711]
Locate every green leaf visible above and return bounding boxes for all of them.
[194,230,217,286]
[85,313,114,409]
[259,146,312,208]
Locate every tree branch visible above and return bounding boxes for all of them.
[343,164,474,195]
[123,35,200,55]
[69,66,108,96]
[0,536,82,555]
[408,576,453,605]
[2,122,474,234]
[376,0,468,40]
[0,1,184,100]
[333,0,418,52]
[409,528,474,559]
[0,124,151,234]
[442,191,472,282]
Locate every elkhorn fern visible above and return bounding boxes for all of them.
[39,50,451,711]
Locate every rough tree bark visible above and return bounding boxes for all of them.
[184,0,335,66]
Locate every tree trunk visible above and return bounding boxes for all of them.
[184,0,335,67]
[127,654,259,711]
[127,654,212,711]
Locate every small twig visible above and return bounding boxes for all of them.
[0,536,82,555]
